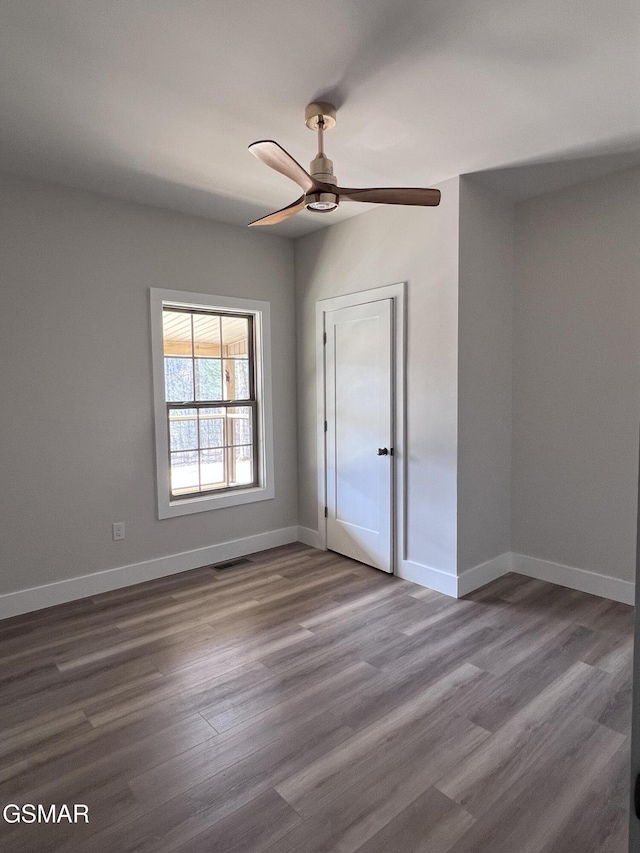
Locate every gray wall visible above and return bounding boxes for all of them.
[0,172,298,595]
[4,162,640,600]
[457,177,514,573]
[294,178,460,575]
[512,166,640,582]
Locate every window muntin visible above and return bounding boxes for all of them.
[162,308,258,499]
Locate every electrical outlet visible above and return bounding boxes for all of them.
[112,522,126,541]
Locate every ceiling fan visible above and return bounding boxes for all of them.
[248,102,441,226]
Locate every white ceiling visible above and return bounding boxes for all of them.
[1,0,639,237]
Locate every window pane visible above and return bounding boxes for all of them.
[200,449,225,486]
[228,407,253,446]
[165,357,194,402]
[170,451,199,493]
[163,311,192,357]
[169,408,197,451]
[221,316,249,356]
[199,408,225,448]
[195,358,222,401]
[231,446,253,485]
[234,359,250,400]
[193,314,221,357]
[223,358,250,400]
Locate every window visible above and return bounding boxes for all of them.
[150,289,274,518]
[164,308,257,497]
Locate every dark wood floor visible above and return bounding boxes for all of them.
[0,543,634,853]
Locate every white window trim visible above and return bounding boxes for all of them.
[150,288,275,519]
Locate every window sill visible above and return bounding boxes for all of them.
[158,482,275,519]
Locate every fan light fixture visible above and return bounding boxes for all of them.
[306,196,338,212]
[247,101,441,227]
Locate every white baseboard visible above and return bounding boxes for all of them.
[396,550,634,605]
[297,526,324,550]
[3,534,633,621]
[457,552,513,597]
[399,553,512,598]
[0,526,299,620]
[397,560,458,597]
[511,552,635,606]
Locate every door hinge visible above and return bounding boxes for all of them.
[635,773,640,819]
[323,332,327,345]
[324,420,327,432]
[324,506,328,518]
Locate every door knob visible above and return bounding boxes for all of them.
[376,447,389,456]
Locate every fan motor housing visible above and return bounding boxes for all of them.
[310,153,337,186]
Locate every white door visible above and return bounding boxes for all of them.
[325,298,393,572]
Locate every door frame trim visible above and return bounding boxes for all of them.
[315,282,406,572]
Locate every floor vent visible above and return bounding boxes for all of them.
[213,558,252,572]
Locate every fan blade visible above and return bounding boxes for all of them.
[248,195,306,227]
[336,187,441,206]
[249,140,315,193]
